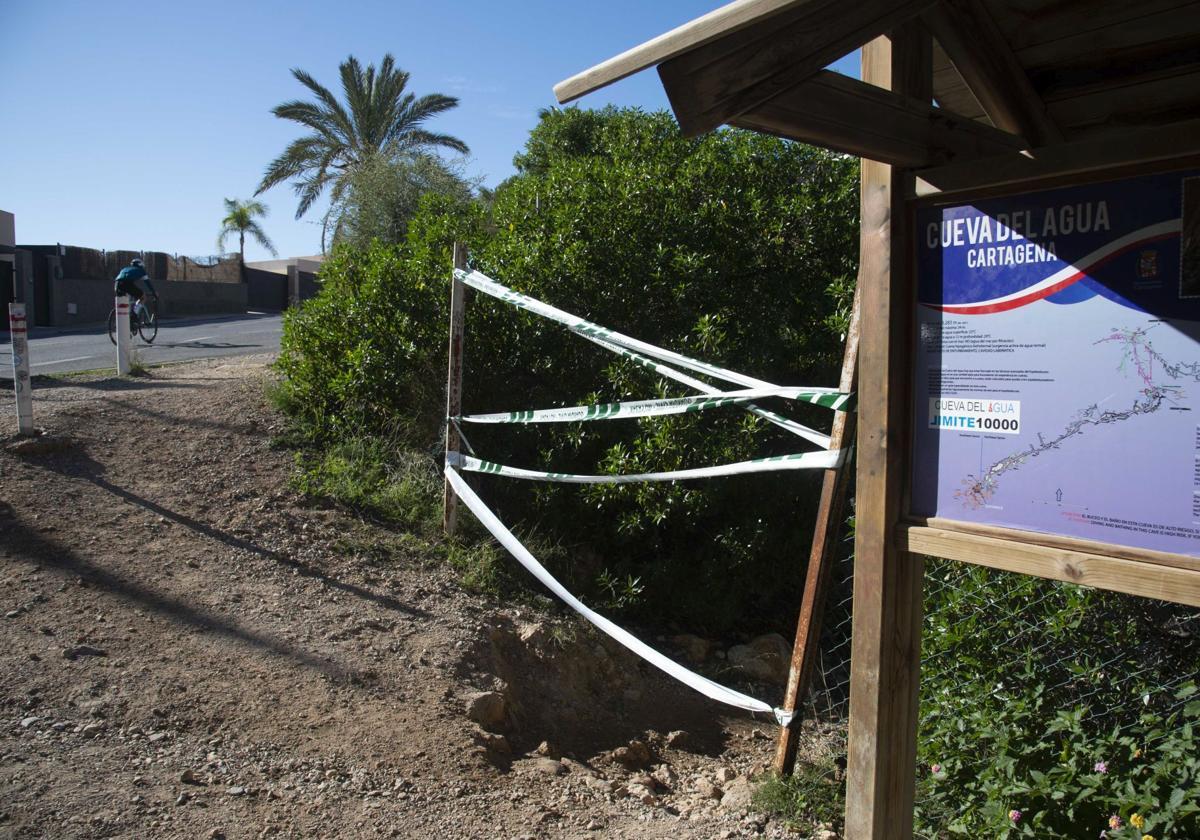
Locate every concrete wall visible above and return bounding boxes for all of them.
[246,267,288,311]
[48,276,113,326]
[157,279,248,319]
[44,276,248,327]
[10,241,321,326]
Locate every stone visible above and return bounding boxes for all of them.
[82,723,103,739]
[473,730,511,755]
[227,786,247,796]
[517,622,546,644]
[651,765,677,789]
[696,779,723,800]
[559,758,592,777]
[148,732,168,743]
[726,633,791,683]
[670,634,710,664]
[19,717,39,729]
[534,740,559,759]
[665,730,690,749]
[720,776,754,812]
[815,831,838,840]
[626,782,658,806]
[464,691,506,729]
[583,776,617,795]
[62,644,107,661]
[175,793,190,806]
[180,769,202,785]
[529,757,564,776]
[716,767,737,784]
[611,739,652,769]
[629,774,657,792]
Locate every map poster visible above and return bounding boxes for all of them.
[910,168,1200,557]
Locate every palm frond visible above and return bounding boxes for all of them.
[255,135,329,195]
[290,67,355,141]
[391,129,469,156]
[246,221,278,257]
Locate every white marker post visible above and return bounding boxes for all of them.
[115,294,133,375]
[8,302,34,435]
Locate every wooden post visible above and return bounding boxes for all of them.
[843,25,929,840]
[443,243,468,536]
[773,282,861,775]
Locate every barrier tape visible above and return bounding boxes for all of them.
[444,466,792,726]
[458,269,777,390]
[448,449,843,483]
[459,386,853,425]
[456,269,844,449]
[589,336,834,449]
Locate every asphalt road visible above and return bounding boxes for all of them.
[1,312,283,376]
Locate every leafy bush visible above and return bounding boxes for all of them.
[916,561,1200,838]
[753,561,1200,838]
[275,107,859,632]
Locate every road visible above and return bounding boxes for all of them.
[1,312,283,376]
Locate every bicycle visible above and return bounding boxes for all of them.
[107,294,158,345]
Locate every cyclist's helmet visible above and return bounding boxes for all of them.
[130,258,143,267]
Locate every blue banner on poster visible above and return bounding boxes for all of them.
[911,169,1200,556]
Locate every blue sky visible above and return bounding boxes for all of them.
[2,1,858,262]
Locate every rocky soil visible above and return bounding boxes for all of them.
[0,356,836,839]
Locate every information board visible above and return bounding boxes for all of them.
[911,169,1200,557]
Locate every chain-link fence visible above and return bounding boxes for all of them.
[794,517,1200,837]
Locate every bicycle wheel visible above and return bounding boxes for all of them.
[107,309,117,345]
[138,307,158,344]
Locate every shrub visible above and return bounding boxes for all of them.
[275,107,859,632]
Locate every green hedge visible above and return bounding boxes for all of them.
[275,107,859,632]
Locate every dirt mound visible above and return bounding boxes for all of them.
[0,356,801,839]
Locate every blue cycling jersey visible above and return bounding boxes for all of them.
[114,265,156,295]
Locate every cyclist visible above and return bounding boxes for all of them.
[114,258,157,322]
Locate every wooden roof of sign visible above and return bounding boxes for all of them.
[554,0,1200,185]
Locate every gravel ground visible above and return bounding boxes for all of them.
[0,356,828,839]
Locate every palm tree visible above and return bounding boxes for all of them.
[217,198,277,280]
[254,54,468,249]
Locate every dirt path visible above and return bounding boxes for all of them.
[0,357,814,839]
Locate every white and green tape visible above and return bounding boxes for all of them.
[458,269,776,391]
[589,335,835,449]
[460,386,853,425]
[444,466,793,726]
[456,269,850,449]
[448,449,843,483]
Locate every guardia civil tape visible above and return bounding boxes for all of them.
[448,449,843,483]
[459,385,853,425]
[457,268,773,390]
[456,269,848,449]
[589,335,834,449]
[444,466,793,726]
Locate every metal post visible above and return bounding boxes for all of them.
[8,302,34,435]
[115,294,132,375]
[443,243,468,535]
